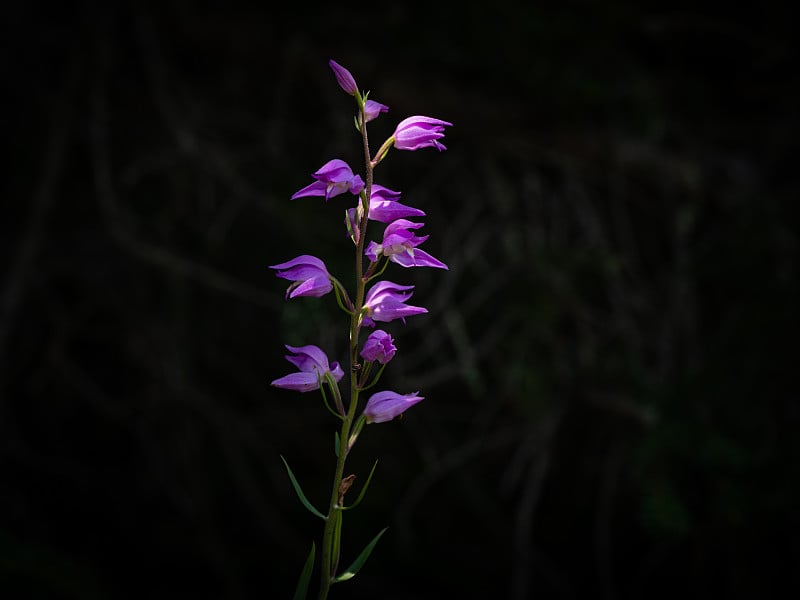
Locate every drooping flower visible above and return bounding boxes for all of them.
[367,198,426,224]
[367,185,426,223]
[269,255,332,299]
[345,185,426,244]
[271,344,344,392]
[370,184,401,202]
[364,99,389,123]
[365,219,448,269]
[362,281,427,327]
[363,390,424,423]
[360,330,396,364]
[393,116,453,151]
[291,159,364,201]
[329,59,358,96]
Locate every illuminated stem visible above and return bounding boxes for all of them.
[318,99,374,600]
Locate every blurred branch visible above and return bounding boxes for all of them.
[0,55,81,414]
[394,425,522,546]
[133,8,287,229]
[88,37,280,310]
[505,412,566,600]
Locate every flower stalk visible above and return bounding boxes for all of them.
[270,58,451,599]
[318,94,374,599]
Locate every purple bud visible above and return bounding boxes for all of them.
[360,330,396,364]
[329,59,358,96]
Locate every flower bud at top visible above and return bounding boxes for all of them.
[329,59,358,96]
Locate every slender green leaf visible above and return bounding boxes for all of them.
[323,371,344,416]
[318,376,341,419]
[360,362,387,391]
[280,455,326,520]
[333,527,388,583]
[334,431,340,458]
[345,416,366,454]
[293,542,316,600]
[342,460,378,511]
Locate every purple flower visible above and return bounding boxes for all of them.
[367,199,425,223]
[360,330,396,364]
[345,185,426,243]
[363,390,424,423]
[271,344,344,392]
[393,116,453,151]
[365,219,448,269]
[367,185,426,223]
[364,99,389,123]
[329,59,358,96]
[362,281,427,327]
[269,255,332,299]
[291,159,364,201]
[370,184,401,202]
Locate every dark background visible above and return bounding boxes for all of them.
[2,2,798,598]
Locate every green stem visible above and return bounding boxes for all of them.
[318,100,375,600]
[373,135,395,165]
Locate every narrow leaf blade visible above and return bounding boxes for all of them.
[343,460,378,511]
[293,542,316,600]
[281,455,326,520]
[333,527,388,583]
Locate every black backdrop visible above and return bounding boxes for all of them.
[2,2,798,599]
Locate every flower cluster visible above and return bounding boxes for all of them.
[272,60,451,421]
[269,58,451,597]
